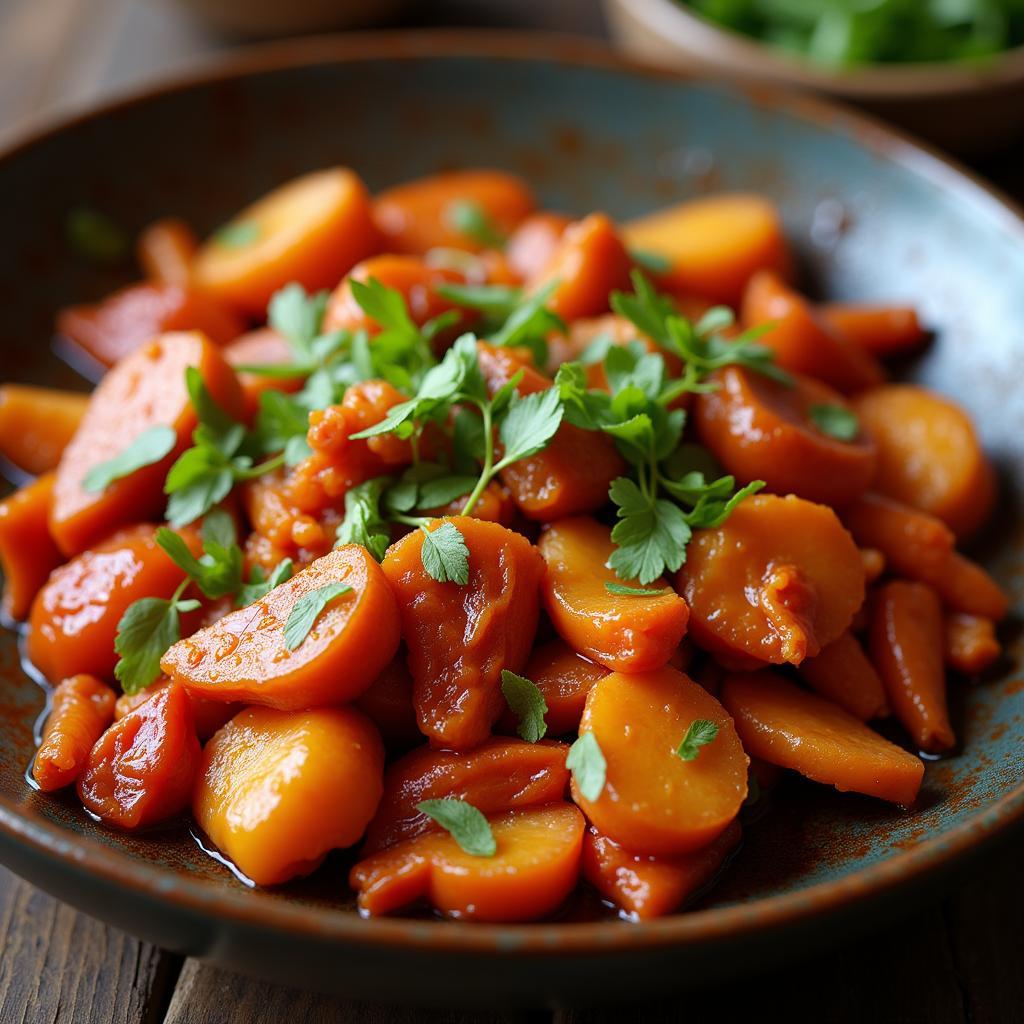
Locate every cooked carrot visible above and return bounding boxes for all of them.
[742,271,884,394]
[506,211,571,281]
[114,677,239,741]
[582,819,742,921]
[137,217,198,286]
[853,384,996,538]
[223,327,302,416]
[721,670,924,805]
[0,385,88,475]
[193,168,380,316]
[50,331,245,556]
[944,613,1001,675]
[860,547,886,585]
[929,552,1010,623]
[381,518,544,750]
[870,580,955,753]
[622,194,791,306]
[27,525,188,683]
[77,682,200,829]
[529,213,633,322]
[678,494,865,669]
[797,630,890,721]
[162,545,400,709]
[354,655,422,749]
[538,517,689,672]
[574,666,748,856]
[194,706,384,885]
[373,169,534,255]
[32,674,116,792]
[821,303,926,357]
[57,282,243,368]
[422,480,515,525]
[0,474,63,621]
[351,803,584,920]
[361,737,570,854]
[694,366,876,507]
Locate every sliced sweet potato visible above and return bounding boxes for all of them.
[0,385,88,475]
[507,211,571,282]
[797,629,889,721]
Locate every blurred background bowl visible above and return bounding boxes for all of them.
[160,0,409,38]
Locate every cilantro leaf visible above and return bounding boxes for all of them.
[155,521,243,601]
[444,199,507,249]
[82,425,177,493]
[213,221,259,248]
[416,475,476,511]
[256,390,312,465]
[283,582,353,651]
[489,281,565,363]
[236,559,293,607]
[808,403,860,442]
[629,248,672,274]
[496,388,564,467]
[335,478,392,562]
[416,797,496,857]
[604,581,668,597]
[500,670,548,743]
[113,585,199,695]
[676,719,720,761]
[268,283,328,363]
[435,283,522,318]
[420,522,470,585]
[566,732,606,802]
[685,479,765,530]
[607,477,692,585]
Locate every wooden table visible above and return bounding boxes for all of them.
[1,1,1022,1020]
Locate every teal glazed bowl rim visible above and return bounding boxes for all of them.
[2,30,1024,959]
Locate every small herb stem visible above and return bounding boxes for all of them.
[234,453,286,481]
[170,577,191,605]
[460,401,494,517]
[391,512,433,529]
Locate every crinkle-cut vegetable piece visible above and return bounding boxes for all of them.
[57,282,243,369]
[677,494,865,669]
[870,580,954,754]
[32,674,116,792]
[162,545,399,710]
[582,818,742,921]
[381,518,544,750]
[797,629,890,721]
[373,168,535,255]
[852,384,996,539]
[694,366,876,508]
[0,385,88,475]
[0,473,63,621]
[496,639,607,737]
[721,670,925,805]
[193,167,381,316]
[475,343,625,521]
[354,654,422,750]
[574,666,748,857]
[28,524,189,683]
[507,211,571,282]
[49,331,245,557]
[529,212,633,321]
[742,271,885,394]
[538,517,689,673]
[194,706,384,886]
[821,303,926,357]
[351,803,584,921]
[621,194,791,306]
[944,613,1001,676]
[362,737,570,855]
[137,217,198,286]
[115,676,239,741]
[77,682,200,829]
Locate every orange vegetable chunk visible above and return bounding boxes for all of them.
[822,303,926,357]
[194,706,384,886]
[0,385,88,475]
[944,613,1001,675]
[721,670,924,805]
[507,211,571,281]
[223,328,301,416]
[797,630,889,721]
[381,518,544,750]
[137,217,198,286]
[32,674,116,792]
[114,676,240,741]
[354,655,422,749]
[162,545,400,710]
[0,474,63,620]
[574,666,748,856]
[351,803,584,921]
[538,517,689,672]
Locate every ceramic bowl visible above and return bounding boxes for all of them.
[0,32,1022,1007]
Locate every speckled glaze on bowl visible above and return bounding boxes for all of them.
[0,33,1022,1007]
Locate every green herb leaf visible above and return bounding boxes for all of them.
[256,390,311,464]
[435,283,522,318]
[489,281,565,362]
[67,206,128,264]
[283,582,353,651]
[335,478,392,562]
[416,475,476,511]
[268,283,329,363]
[213,221,260,248]
[566,732,606,802]
[604,581,668,597]
[444,199,507,249]
[500,670,548,743]
[416,797,496,857]
[496,388,564,467]
[808,403,860,442]
[236,558,293,607]
[629,248,672,274]
[420,522,470,585]
[155,522,244,601]
[607,477,692,585]
[676,719,720,761]
[81,425,177,493]
[113,587,198,695]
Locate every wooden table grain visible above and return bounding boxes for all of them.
[0,1,1022,1021]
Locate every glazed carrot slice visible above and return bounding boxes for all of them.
[538,517,689,673]
[223,327,302,417]
[0,474,63,621]
[944,613,1001,675]
[77,682,201,829]
[373,169,535,255]
[853,384,996,538]
[361,737,570,855]
[677,494,864,669]
[194,706,384,885]
[381,518,544,750]
[32,674,116,792]
[115,677,239,741]
[137,217,198,286]
[622,194,791,306]
[0,385,88,475]
[869,580,954,754]
[354,654,422,750]
[821,304,926,357]
[506,211,571,282]
[742,271,884,394]
[574,666,748,856]
[27,525,187,683]
[721,670,924,805]
[694,367,876,507]
[50,331,245,556]
[797,630,889,721]
[162,546,400,709]
[582,819,742,921]
[351,803,584,921]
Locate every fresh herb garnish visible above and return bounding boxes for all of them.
[500,670,548,743]
[213,221,260,248]
[567,732,607,802]
[676,719,720,762]
[444,199,507,249]
[416,797,496,857]
[82,425,177,493]
[335,478,393,562]
[154,512,243,601]
[629,248,672,274]
[808,403,860,442]
[283,582,353,651]
[420,522,471,585]
[66,206,128,265]
[236,558,294,607]
[604,581,668,597]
